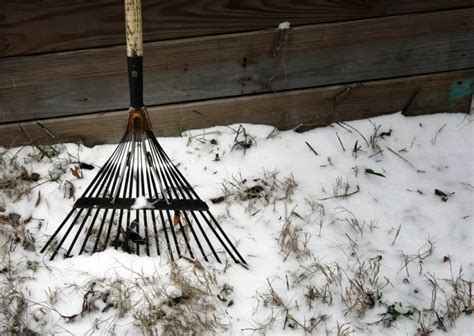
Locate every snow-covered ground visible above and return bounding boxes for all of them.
[0,111,472,335]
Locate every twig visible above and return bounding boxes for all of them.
[319,186,360,201]
[431,123,446,145]
[305,141,318,156]
[336,122,353,133]
[391,224,402,246]
[339,121,369,146]
[336,132,345,152]
[386,146,417,170]
[14,180,51,201]
[369,149,383,158]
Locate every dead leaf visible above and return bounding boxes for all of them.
[210,196,226,204]
[70,166,83,179]
[173,211,181,225]
[79,162,94,170]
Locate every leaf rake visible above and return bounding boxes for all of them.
[40,0,246,265]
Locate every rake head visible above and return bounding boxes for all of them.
[41,109,246,265]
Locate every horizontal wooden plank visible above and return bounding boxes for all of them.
[1,8,473,124]
[1,0,472,57]
[1,69,471,147]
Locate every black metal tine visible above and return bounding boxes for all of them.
[188,210,222,263]
[133,136,141,255]
[148,140,185,258]
[150,138,215,261]
[89,139,127,198]
[40,208,78,254]
[201,210,247,264]
[43,134,129,259]
[149,139,195,258]
[155,137,246,264]
[182,211,208,261]
[112,131,135,202]
[96,133,132,198]
[49,209,86,259]
[110,138,135,251]
[154,150,196,259]
[130,134,141,255]
[78,208,102,255]
[121,133,137,253]
[108,133,134,198]
[64,208,93,257]
[142,136,160,255]
[152,143,208,260]
[151,213,160,256]
[84,132,131,199]
[113,209,125,249]
[146,136,170,203]
[136,135,150,256]
[150,134,199,200]
[164,209,181,258]
[159,210,174,261]
[81,132,129,197]
[103,208,116,251]
[92,208,109,253]
[142,210,150,256]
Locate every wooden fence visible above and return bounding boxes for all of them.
[0,1,473,146]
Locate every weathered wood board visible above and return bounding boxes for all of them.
[1,69,471,147]
[1,0,472,57]
[1,8,473,123]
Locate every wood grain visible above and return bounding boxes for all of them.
[1,0,472,57]
[1,69,471,147]
[1,8,473,123]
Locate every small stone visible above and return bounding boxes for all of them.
[29,172,40,181]
[9,213,21,223]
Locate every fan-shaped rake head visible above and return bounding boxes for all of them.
[41,110,246,265]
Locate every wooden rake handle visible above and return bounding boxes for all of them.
[124,0,144,108]
[124,0,143,57]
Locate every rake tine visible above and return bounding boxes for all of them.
[40,207,78,254]
[188,210,221,263]
[165,209,182,258]
[81,132,129,197]
[151,212,160,256]
[103,208,116,251]
[142,138,160,256]
[50,209,86,259]
[150,142,195,259]
[159,210,174,261]
[143,210,150,256]
[79,208,101,255]
[182,211,208,262]
[112,132,134,202]
[84,133,130,199]
[150,140,211,261]
[98,136,132,198]
[64,208,93,258]
[204,210,247,265]
[145,133,169,203]
[92,208,109,253]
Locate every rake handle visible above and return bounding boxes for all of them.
[124,0,144,108]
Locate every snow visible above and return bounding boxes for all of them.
[132,195,151,209]
[278,21,291,30]
[0,111,472,335]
